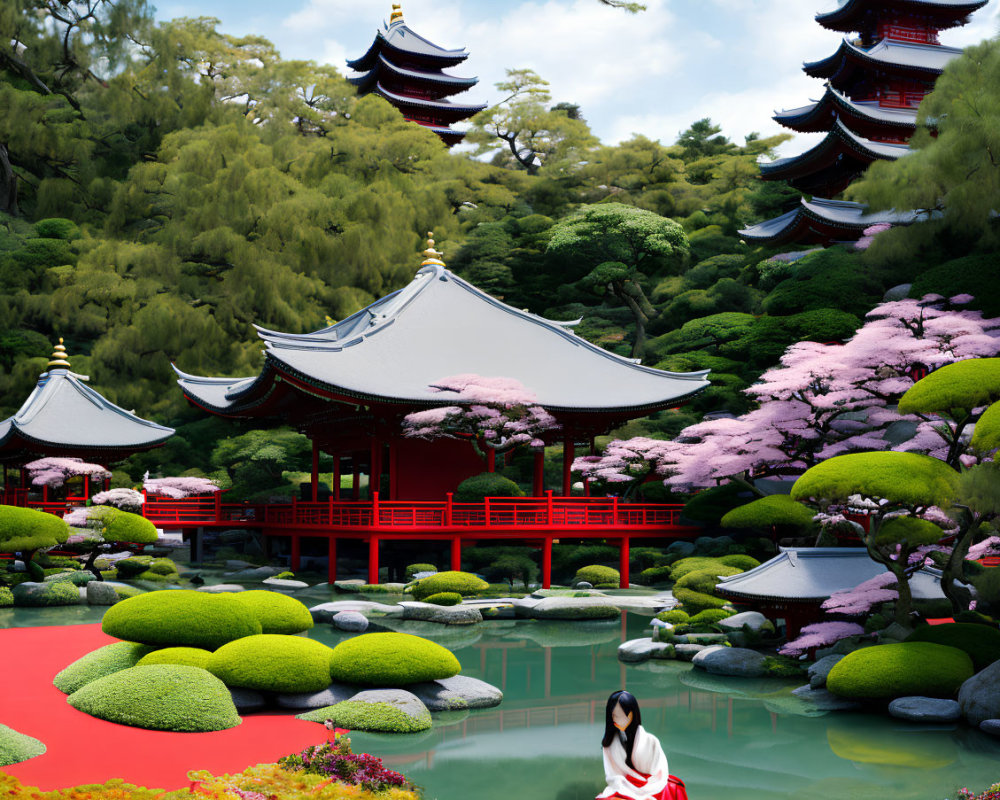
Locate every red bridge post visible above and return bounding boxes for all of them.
[450,536,461,571]
[619,536,630,589]
[542,537,552,589]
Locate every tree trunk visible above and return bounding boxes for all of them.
[893,565,913,626]
[941,512,978,615]
[0,144,17,215]
[618,291,649,360]
[84,547,104,580]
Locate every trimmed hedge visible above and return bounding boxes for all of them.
[54,641,155,694]
[717,554,761,571]
[68,665,241,731]
[137,647,213,670]
[329,633,460,687]
[424,592,462,606]
[297,700,431,733]
[575,565,620,586]
[410,571,489,601]
[673,565,741,614]
[102,590,262,649]
[406,563,437,579]
[208,634,334,692]
[454,472,524,502]
[638,565,673,585]
[0,724,45,767]
[232,590,314,634]
[655,609,690,625]
[0,586,12,607]
[907,623,1000,672]
[826,642,974,700]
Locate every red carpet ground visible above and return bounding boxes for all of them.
[0,624,326,791]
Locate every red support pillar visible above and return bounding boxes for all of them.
[327,537,337,583]
[532,449,545,497]
[290,535,301,572]
[83,475,90,500]
[562,438,575,497]
[450,536,462,571]
[43,484,49,503]
[332,454,341,501]
[619,536,630,588]
[542,537,552,589]
[369,440,382,500]
[352,459,360,501]
[311,441,319,502]
[368,536,380,585]
[486,448,496,473]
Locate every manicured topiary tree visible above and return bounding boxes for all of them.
[410,570,489,601]
[68,665,241,731]
[328,633,460,687]
[907,623,1000,672]
[0,504,69,581]
[231,590,314,634]
[826,642,974,700]
[208,634,334,692]
[574,564,619,587]
[102,590,262,649]
[54,641,156,694]
[66,506,159,579]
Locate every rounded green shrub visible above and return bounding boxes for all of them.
[46,570,96,586]
[410,571,489,601]
[232,590,314,634]
[297,700,431,733]
[689,608,736,625]
[147,558,178,576]
[669,557,733,582]
[0,586,12,607]
[656,609,690,625]
[137,647,213,670]
[424,592,462,606]
[907,623,1000,672]
[102,590,262,649]
[638,565,673,585]
[54,641,156,694]
[328,632,460,687]
[826,642,974,700]
[13,580,80,607]
[115,556,153,578]
[454,472,525,502]
[135,569,179,582]
[673,565,741,614]
[89,507,158,546]
[0,723,46,766]
[68,665,241,731]
[406,563,437,579]
[574,565,620,586]
[208,634,333,692]
[718,554,761,571]
[0,504,69,553]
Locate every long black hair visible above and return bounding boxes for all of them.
[601,690,642,770]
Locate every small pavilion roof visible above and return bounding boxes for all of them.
[816,0,989,33]
[0,342,173,463]
[774,86,919,135]
[175,262,711,417]
[347,15,469,72]
[716,547,945,603]
[805,37,962,81]
[349,53,479,96]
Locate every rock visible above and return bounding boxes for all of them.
[717,611,769,632]
[11,559,26,572]
[344,688,431,730]
[808,655,844,689]
[399,601,483,625]
[575,581,593,590]
[262,578,310,590]
[463,599,516,619]
[618,638,675,663]
[227,566,282,581]
[12,581,81,607]
[691,645,729,666]
[673,644,710,662]
[791,684,864,712]
[511,597,542,618]
[86,581,120,606]
[888,696,961,723]
[667,541,695,557]
[695,647,767,678]
[877,622,915,643]
[959,660,1000,726]
[529,596,620,621]
[671,633,729,645]
[883,283,912,301]
[197,584,246,593]
[410,675,503,711]
[230,688,268,713]
[309,601,403,623]
[333,580,366,593]
[980,720,1000,737]
[332,611,369,632]
[276,684,356,710]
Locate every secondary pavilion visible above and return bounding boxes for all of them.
[740,0,986,246]
[0,339,175,505]
[346,5,486,146]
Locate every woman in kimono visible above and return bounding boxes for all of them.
[596,691,670,800]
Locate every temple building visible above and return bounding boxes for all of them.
[740,0,986,246]
[347,4,486,146]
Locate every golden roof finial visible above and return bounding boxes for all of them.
[421,231,445,268]
[48,337,71,369]
[390,3,403,23]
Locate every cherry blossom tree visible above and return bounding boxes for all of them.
[779,621,865,657]
[25,457,111,489]
[403,375,560,470]
[142,475,220,498]
[64,505,158,578]
[572,438,673,499]
[91,487,144,512]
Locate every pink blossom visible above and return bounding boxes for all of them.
[779,621,866,656]
[968,536,1000,561]
[92,488,144,510]
[822,572,899,615]
[144,476,220,498]
[25,457,112,488]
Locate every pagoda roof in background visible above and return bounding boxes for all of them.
[347,14,469,71]
[806,37,962,82]
[349,53,478,98]
[717,547,945,603]
[175,262,711,418]
[774,86,919,137]
[0,341,174,464]
[738,197,932,246]
[373,83,487,121]
[817,0,989,33]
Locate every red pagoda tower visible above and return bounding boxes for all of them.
[347,4,486,146]
[740,0,987,246]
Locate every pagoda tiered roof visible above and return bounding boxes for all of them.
[805,37,962,83]
[758,119,909,195]
[175,263,711,420]
[774,86,918,139]
[349,53,479,100]
[0,341,174,464]
[738,197,930,246]
[816,0,988,33]
[372,83,486,123]
[347,15,469,71]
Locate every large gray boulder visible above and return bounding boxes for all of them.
[263,577,310,590]
[332,611,369,632]
[511,597,543,618]
[888,697,961,723]
[667,541,695,557]
[226,566,282,581]
[276,684,357,710]
[399,601,483,625]
[410,675,503,711]
[529,596,620,621]
[980,720,1000,737]
[959,660,1000,726]
[86,581,120,606]
[694,647,767,678]
[691,645,729,666]
[717,611,769,632]
[230,688,269,712]
[808,654,844,689]
[12,581,81,607]
[618,638,675,663]
[347,689,431,728]
[673,644,711,662]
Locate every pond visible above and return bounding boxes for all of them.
[4,585,999,800]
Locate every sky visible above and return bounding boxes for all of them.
[151,0,999,156]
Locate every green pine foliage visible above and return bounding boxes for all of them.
[328,633,460,687]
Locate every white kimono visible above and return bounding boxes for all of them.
[596,725,670,800]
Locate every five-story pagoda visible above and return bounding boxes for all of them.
[347,4,486,146]
[740,0,987,246]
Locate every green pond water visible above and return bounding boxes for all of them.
[4,581,999,800]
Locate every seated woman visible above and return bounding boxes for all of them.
[596,690,671,800]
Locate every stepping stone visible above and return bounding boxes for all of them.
[332,611,368,632]
[410,676,503,711]
[275,684,356,710]
[618,638,674,663]
[399,601,482,625]
[889,696,961,723]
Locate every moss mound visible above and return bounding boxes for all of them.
[669,557,735,581]
[574,565,620,586]
[638,565,673,585]
[424,592,462,606]
[717,554,761,571]
[102,590,262,649]
[826,642,974,700]
[297,700,431,733]
[115,556,154,578]
[656,609,690,625]
[672,565,742,613]
[137,647,213,670]
[329,632,460,687]
[0,724,46,767]
[68,665,241,731]
[0,586,12,607]
[689,608,735,625]
[454,472,524,501]
[54,641,156,694]
[232,590,314,634]
[406,563,437,579]
[13,580,81,607]
[410,571,489,601]
[907,623,1000,672]
[208,634,333,692]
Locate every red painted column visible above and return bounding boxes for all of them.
[311,441,319,502]
[83,475,90,500]
[486,448,496,473]
[619,536,630,588]
[562,438,575,497]
[352,458,360,501]
[451,536,462,571]
[542,537,552,589]
[369,440,383,500]
[533,450,545,496]
[290,535,301,572]
[332,454,341,501]
[327,537,337,583]
[368,536,380,585]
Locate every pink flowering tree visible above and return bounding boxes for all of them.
[25,457,111,489]
[91,487,144,513]
[142,474,220,498]
[402,375,560,470]
[853,223,892,251]
[64,505,158,578]
[572,438,674,499]
[779,621,865,657]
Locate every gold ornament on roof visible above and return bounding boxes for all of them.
[390,4,403,23]
[421,231,446,268]
[48,337,70,368]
